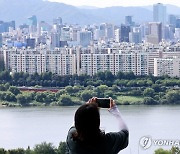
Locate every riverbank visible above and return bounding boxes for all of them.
[1,82,180,107]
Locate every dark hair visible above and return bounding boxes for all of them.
[74,103,104,144]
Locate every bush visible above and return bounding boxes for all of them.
[33,142,56,154]
[57,142,67,154]
[59,94,74,106]
[143,97,158,105]
[8,148,25,154]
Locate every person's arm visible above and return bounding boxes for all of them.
[108,98,128,131]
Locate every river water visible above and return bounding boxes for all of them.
[0,105,180,154]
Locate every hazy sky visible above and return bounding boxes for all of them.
[48,0,180,7]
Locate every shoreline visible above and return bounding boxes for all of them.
[0,102,180,109]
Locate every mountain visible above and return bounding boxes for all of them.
[143,4,180,15]
[0,0,180,26]
[77,6,99,9]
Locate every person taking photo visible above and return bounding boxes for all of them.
[66,97,129,154]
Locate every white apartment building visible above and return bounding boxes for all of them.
[80,52,149,76]
[3,45,180,77]
[148,51,163,75]
[154,57,180,77]
[4,49,77,75]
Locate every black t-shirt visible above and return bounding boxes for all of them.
[66,127,129,154]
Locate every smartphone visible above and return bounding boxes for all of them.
[96,98,110,108]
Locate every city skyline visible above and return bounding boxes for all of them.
[48,0,180,8]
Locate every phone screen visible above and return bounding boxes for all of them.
[96,98,110,108]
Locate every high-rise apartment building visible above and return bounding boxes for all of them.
[28,15,37,33]
[125,16,133,26]
[51,33,60,49]
[4,49,77,75]
[129,27,142,44]
[80,52,149,76]
[153,3,167,25]
[168,14,177,27]
[60,27,71,41]
[26,38,36,49]
[176,19,180,28]
[77,31,92,47]
[114,28,120,42]
[147,22,162,44]
[0,20,15,33]
[154,57,180,77]
[120,25,131,42]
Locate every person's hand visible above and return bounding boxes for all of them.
[109,97,116,109]
[87,97,97,104]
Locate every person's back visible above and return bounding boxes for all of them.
[66,97,129,154]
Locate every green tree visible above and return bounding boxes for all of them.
[0,148,6,154]
[57,142,67,154]
[8,148,25,154]
[59,94,74,106]
[43,92,56,103]
[116,71,124,79]
[0,84,6,91]
[65,86,74,94]
[104,71,114,81]
[33,142,56,154]
[4,83,10,91]
[96,71,106,81]
[95,85,109,97]
[9,86,21,95]
[152,84,161,92]
[143,97,158,105]
[154,148,170,154]
[170,146,180,154]
[16,94,32,106]
[111,85,119,92]
[165,90,180,104]
[124,72,135,80]
[104,90,115,98]
[143,88,155,97]
[0,71,11,81]
[35,92,46,102]
[2,92,16,102]
[81,90,93,102]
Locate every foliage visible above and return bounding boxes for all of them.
[59,94,74,106]
[16,93,32,106]
[143,97,158,105]
[0,142,68,154]
[155,147,180,154]
[165,90,180,104]
[57,142,67,154]
[33,142,56,154]
[0,70,179,106]
[143,88,155,97]
[154,148,170,154]
[81,90,94,102]
[9,86,21,95]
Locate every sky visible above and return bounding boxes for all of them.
[48,0,180,8]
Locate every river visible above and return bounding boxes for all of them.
[0,105,180,154]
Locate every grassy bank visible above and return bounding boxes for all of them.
[117,96,144,105]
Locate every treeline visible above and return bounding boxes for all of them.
[155,147,180,154]
[1,142,179,154]
[0,70,180,88]
[0,70,180,106]
[0,83,180,106]
[0,142,66,154]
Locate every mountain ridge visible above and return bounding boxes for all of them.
[0,0,180,26]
